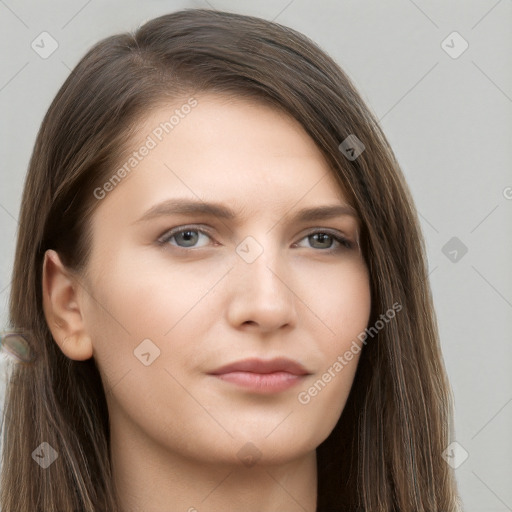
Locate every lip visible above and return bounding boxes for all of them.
[208,357,311,394]
[210,357,310,376]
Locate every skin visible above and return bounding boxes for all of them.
[42,94,371,512]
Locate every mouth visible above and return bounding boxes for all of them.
[208,357,311,394]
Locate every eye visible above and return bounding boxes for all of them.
[295,230,354,251]
[157,226,354,252]
[157,226,213,249]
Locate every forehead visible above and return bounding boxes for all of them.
[93,93,353,224]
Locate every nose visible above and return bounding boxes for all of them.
[225,242,298,334]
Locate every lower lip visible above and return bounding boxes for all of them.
[212,371,306,393]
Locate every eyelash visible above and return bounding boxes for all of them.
[157,225,354,253]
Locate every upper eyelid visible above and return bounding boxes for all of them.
[157,225,214,242]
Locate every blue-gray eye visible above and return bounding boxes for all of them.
[296,231,353,250]
[158,226,353,252]
[159,228,211,248]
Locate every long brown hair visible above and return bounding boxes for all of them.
[1,8,461,511]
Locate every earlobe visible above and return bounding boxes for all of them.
[42,249,93,361]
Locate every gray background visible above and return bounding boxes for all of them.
[0,1,511,510]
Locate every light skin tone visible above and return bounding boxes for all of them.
[42,94,371,512]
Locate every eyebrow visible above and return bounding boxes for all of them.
[133,198,359,225]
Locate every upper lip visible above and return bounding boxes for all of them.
[209,357,310,376]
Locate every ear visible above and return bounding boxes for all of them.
[42,249,93,361]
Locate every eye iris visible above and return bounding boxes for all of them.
[311,233,332,248]
[177,230,199,247]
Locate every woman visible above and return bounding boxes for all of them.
[0,8,461,511]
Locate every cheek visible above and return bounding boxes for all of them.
[82,248,221,381]
[307,257,371,348]
[296,349,362,447]
[86,244,220,337]
[294,261,370,436]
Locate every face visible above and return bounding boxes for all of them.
[78,93,371,467]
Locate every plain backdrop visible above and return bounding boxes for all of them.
[0,1,511,510]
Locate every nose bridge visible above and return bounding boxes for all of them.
[237,232,288,295]
[228,231,297,330]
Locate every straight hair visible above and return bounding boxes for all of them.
[1,8,461,511]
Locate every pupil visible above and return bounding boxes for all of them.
[180,231,197,245]
[313,233,331,248]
